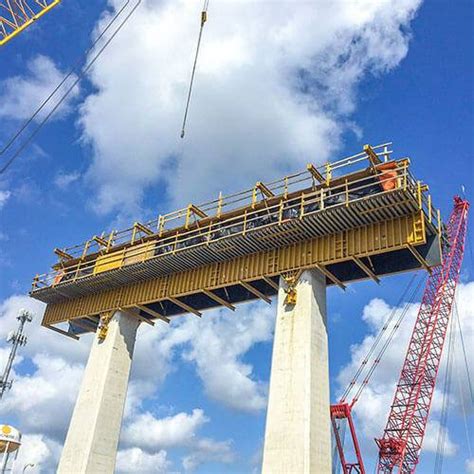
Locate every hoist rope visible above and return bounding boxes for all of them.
[434,313,456,474]
[340,273,422,405]
[455,346,472,460]
[0,0,142,174]
[180,0,210,139]
[454,298,473,406]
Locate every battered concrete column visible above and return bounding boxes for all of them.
[57,311,140,474]
[262,270,331,474]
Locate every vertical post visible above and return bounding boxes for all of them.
[0,443,9,474]
[57,311,140,474]
[262,270,331,474]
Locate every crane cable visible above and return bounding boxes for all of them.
[180,0,210,139]
[455,337,473,463]
[340,273,422,405]
[454,299,473,405]
[454,297,473,465]
[0,0,142,174]
[433,312,456,474]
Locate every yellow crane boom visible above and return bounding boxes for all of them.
[0,0,60,46]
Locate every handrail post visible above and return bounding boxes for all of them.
[217,192,223,218]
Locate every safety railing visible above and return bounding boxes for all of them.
[53,143,395,262]
[31,150,440,291]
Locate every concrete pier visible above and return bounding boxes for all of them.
[57,311,140,473]
[262,270,331,474]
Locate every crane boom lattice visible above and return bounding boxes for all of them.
[376,196,469,473]
[0,0,60,46]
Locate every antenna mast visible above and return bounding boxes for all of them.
[0,310,33,401]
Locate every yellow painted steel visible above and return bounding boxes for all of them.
[0,0,61,46]
[94,241,156,274]
[93,251,124,275]
[43,212,426,326]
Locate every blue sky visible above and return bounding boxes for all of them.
[0,0,473,473]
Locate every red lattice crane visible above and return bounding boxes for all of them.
[376,196,469,472]
[331,196,469,474]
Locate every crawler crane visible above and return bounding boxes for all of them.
[331,196,470,473]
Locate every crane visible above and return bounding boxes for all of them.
[331,196,470,474]
[0,0,60,46]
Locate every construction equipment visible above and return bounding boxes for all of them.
[0,0,60,46]
[331,196,469,473]
[0,310,33,400]
[180,0,210,138]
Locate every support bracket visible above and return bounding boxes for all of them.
[281,270,303,306]
[97,311,114,341]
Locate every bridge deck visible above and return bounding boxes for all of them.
[30,144,443,338]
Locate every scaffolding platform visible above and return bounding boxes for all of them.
[30,143,443,338]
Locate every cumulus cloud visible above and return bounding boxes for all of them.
[0,55,79,122]
[171,302,275,412]
[79,0,422,218]
[116,447,171,473]
[123,409,208,450]
[0,294,271,471]
[182,437,235,471]
[13,434,62,473]
[123,408,235,471]
[335,280,474,466]
[127,301,274,415]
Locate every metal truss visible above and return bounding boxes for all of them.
[0,0,60,46]
[376,196,469,473]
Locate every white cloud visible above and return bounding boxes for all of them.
[54,171,81,189]
[335,280,474,466]
[172,302,275,412]
[182,437,235,471]
[0,294,270,471]
[422,420,457,457]
[0,55,79,122]
[123,409,208,450]
[79,0,421,218]
[466,458,474,474]
[0,190,11,209]
[13,434,62,473]
[123,408,235,471]
[116,448,171,473]
[128,301,274,415]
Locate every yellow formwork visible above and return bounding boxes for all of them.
[43,212,426,326]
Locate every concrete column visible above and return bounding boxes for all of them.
[57,311,140,474]
[262,270,331,474]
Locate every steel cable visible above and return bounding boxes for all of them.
[180,0,210,139]
[340,273,420,404]
[434,313,456,474]
[0,0,142,174]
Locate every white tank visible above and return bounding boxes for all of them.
[0,425,21,453]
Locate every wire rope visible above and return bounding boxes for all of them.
[180,0,210,139]
[454,298,473,405]
[0,0,133,158]
[340,273,422,405]
[433,313,456,474]
[0,0,142,174]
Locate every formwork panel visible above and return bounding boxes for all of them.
[42,212,433,327]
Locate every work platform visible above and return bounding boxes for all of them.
[30,143,443,338]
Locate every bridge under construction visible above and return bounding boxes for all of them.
[30,142,448,473]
